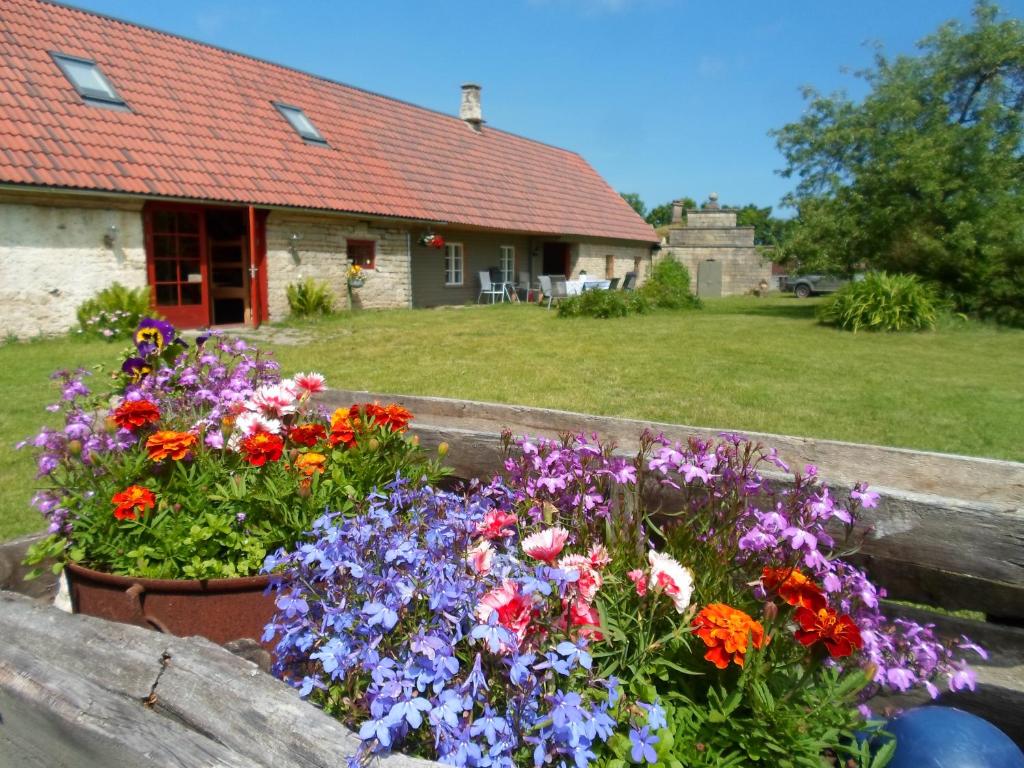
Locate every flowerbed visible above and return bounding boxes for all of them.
[22,318,444,579]
[265,432,985,767]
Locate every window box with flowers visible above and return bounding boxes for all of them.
[21,318,446,646]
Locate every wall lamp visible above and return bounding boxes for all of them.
[103,224,119,248]
[288,232,302,262]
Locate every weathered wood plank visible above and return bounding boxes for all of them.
[0,592,439,768]
[325,388,1024,504]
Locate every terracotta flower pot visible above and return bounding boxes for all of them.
[65,562,277,648]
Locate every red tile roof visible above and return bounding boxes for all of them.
[0,0,657,243]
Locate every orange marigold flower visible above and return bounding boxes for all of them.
[112,399,161,431]
[692,603,768,669]
[329,408,356,447]
[146,430,197,461]
[240,430,284,466]
[354,402,413,432]
[111,485,156,520]
[761,566,826,612]
[294,452,327,476]
[794,606,863,658]
[380,403,412,431]
[289,423,327,447]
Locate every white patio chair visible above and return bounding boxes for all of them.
[546,276,568,309]
[478,271,504,304]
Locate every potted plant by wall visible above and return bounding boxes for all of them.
[21,318,446,646]
[347,263,366,289]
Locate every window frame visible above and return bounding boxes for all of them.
[444,243,464,287]
[499,245,515,285]
[51,52,127,107]
[272,101,328,145]
[347,239,376,270]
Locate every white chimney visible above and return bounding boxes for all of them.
[460,83,483,131]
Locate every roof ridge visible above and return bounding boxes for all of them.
[36,0,586,159]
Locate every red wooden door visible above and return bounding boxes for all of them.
[145,205,209,329]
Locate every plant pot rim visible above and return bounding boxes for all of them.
[65,561,272,593]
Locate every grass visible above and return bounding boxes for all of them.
[3,295,1021,540]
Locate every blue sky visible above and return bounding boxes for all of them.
[67,0,1024,215]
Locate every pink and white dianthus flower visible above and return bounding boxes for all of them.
[558,554,602,604]
[476,580,533,640]
[248,384,298,419]
[466,539,494,575]
[567,598,604,641]
[522,527,569,564]
[291,372,327,395]
[476,510,518,540]
[234,411,283,438]
[627,569,648,596]
[647,550,694,613]
[587,543,611,570]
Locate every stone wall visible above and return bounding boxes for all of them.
[0,199,146,338]
[265,212,411,319]
[573,241,652,283]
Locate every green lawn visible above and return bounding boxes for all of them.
[3,296,1022,540]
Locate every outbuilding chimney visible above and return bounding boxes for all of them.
[460,83,483,132]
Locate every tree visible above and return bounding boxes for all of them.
[645,197,695,228]
[620,192,646,218]
[735,204,794,247]
[773,1,1024,325]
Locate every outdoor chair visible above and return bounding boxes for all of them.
[622,272,637,291]
[546,276,569,309]
[477,271,504,304]
[608,277,620,290]
[538,274,552,301]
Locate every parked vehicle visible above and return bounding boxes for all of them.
[780,274,851,298]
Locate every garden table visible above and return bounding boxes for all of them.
[565,279,611,295]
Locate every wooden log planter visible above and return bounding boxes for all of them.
[1,392,1022,764]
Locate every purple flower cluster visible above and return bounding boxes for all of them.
[19,327,280,538]
[644,433,985,701]
[500,432,636,537]
[265,478,621,768]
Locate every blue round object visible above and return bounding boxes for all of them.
[885,707,1024,768]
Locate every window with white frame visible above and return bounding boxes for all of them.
[499,245,515,284]
[444,243,464,286]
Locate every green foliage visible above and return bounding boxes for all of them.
[640,257,701,310]
[620,192,647,218]
[286,278,336,317]
[774,1,1024,325]
[817,272,941,332]
[645,203,675,228]
[75,283,153,341]
[557,289,650,318]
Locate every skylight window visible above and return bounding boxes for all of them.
[273,102,327,145]
[51,53,126,107]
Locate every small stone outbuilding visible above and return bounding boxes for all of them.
[657,193,773,297]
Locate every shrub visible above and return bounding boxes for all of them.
[286,278,335,317]
[557,289,650,318]
[817,272,940,332]
[75,283,153,341]
[640,257,701,310]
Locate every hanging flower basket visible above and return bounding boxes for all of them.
[419,233,445,249]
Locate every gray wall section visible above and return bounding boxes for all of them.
[410,231,533,307]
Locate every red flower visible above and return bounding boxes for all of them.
[567,599,604,641]
[357,402,413,432]
[692,603,768,669]
[794,606,863,658]
[329,408,356,447]
[240,430,284,466]
[289,423,327,447]
[112,399,160,431]
[112,485,156,520]
[476,509,518,540]
[146,430,197,461]
[476,580,533,640]
[761,566,826,612]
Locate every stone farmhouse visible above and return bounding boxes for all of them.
[0,0,657,337]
